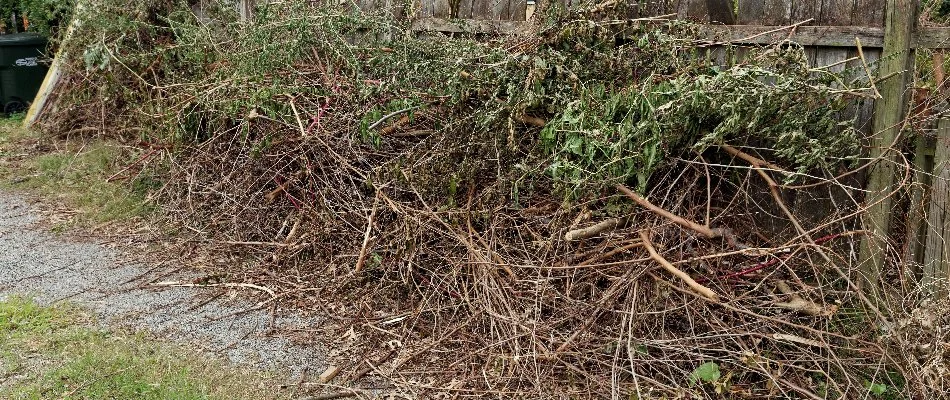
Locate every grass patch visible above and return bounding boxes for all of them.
[0,117,154,226]
[0,296,290,400]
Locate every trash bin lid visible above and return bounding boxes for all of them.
[0,33,47,47]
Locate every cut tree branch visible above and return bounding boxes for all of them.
[565,217,627,241]
[639,231,720,302]
[616,184,742,247]
[354,194,380,274]
[721,145,791,176]
[774,280,836,317]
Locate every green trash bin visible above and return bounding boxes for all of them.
[0,33,48,114]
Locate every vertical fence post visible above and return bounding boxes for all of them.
[923,116,950,294]
[858,0,918,290]
[237,0,254,22]
[906,130,935,267]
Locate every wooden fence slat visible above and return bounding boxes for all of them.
[697,25,886,46]
[453,0,473,18]
[492,0,511,20]
[852,0,884,29]
[762,0,791,25]
[907,134,936,268]
[510,0,526,20]
[916,27,950,49]
[923,116,950,293]
[685,0,708,21]
[791,0,819,24]
[813,0,854,73]
[791,0,820,65]
[859,0,919,288]
[237,0,253,21]
[412,17,525,32]
[736,0,763,24]
[705,0,734,24]
[849,0,885,134]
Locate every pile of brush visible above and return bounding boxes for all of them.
[33,0,950,397]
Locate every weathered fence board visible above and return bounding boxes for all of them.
[860,0,918,285]
[923,117,950,291]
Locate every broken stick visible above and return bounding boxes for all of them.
[354,194,380,274]
[720,145,791,176]
[639,231,720,302]
[616,184,742,248]
[774,280,836,317]
[564,217,626,241]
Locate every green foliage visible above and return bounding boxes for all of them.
[0,119,152,225]
[865,381,888,397]
[47,0,862,210]
[0,296,69,334]
[0,297,290,400]
[501,25,858,195]
[688,361,721,386]
[0,0,72,35]
[936,0,950,20]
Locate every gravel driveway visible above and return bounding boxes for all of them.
[0,191,326,379]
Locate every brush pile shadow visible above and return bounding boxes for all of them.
[33,0,950,397]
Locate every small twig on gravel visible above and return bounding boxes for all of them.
[217,325,257,352]
[349,348,398,382]
[391,313,480,371]
[188,291,226,311]
[318,366,342,383]
[0,261,78,290]
[151,281,277,298]
[216,240,293,247]
[299,391,358,400]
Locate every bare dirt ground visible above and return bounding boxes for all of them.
[0,191,327,382]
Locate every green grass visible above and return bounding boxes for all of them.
[0,117,154,226]
[0,296,290,400]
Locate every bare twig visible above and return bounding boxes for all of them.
[617,184,718,238]
[773,280,836,317]
[299,391,358,400]
[354,193,380,274]
[564,217,627,241]
[368,105,424,131]
[639,231,720,302]
[855,37,884,99]
[151,281,277,298]
[617,184,742,247]
[578,241,643,266]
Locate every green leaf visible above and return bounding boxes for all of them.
[688,362,721,386]
[865,381,888,397]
